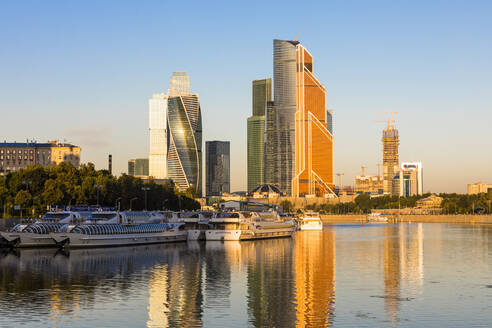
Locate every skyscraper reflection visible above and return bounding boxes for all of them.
[294,230,336,327]
[243,238,296,327]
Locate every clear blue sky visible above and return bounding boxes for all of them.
[1,0,491,193]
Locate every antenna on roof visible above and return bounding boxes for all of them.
[294,30,301,42]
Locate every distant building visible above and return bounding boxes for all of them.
[355,175,383,194]
[247,78,272,192]
[167,72,202,196]
[149,93,168,179]
[382,122,399,195]
[416,195,442,208]
[205,141,230,196]
[467,182,492,195]
[128,158,149,177]
[393,162,423,197]
[0,140,81,175]
[250,183,283,198]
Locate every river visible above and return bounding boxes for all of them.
[0,223,491,327]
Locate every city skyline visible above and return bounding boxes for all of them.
[1,1,491,193]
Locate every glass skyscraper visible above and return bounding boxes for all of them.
[205,141,230,196]
[167,90,202,196]
[148,93,167,179]
[265,40,334,196]
[247,78,272,192]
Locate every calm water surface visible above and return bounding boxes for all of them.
[1,223,492,327]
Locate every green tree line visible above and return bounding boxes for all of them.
[281,192,492,215]
[0,163,200,218]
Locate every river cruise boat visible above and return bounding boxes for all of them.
[298,212,323,231]
[366,213,389,222]
[205,211,295,241]
[0,211,89,248]
[50,211,186,248]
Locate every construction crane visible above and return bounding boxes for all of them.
[377,163,382,178]
[336,173,344,192]
[375,111,399,130]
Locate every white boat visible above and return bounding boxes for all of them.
[366,213,389,222]
[298,212,323,231]
[205,211,295,241]
[50,211,186,248]
[0,211,89,248]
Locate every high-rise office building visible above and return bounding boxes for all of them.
[247,78,272,192]
[167,85,202,196]
[168,72,191,96]
[206,141,230,196]
[395,162,423,197]
[292,42,334,196]
[264,40,334,196]
[382,122,399,195]
[149,93,167,179]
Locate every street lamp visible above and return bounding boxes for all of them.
[95,184,103,207]
[142,187,151,211]
[130,197,138,211]
[115,197,122,212]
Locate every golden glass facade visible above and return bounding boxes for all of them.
[292,45,334,196]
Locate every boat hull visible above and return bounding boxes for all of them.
[50,230,188,248]
[240,229,294,240]
[187,229,206,241]
[205,229,242,241]
[0,231,57,248]
[299,224,323,231]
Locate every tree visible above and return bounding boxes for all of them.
[280,200,293,213]
[355,194,372,213]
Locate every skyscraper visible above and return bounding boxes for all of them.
[382,121,399,195]
[206,141,230,196]
[293,43,334,196]
[149,93,167,179]
[247,78,272,192]
[264,39,334,196]
[167,73,202,196]
[168,72,191,96]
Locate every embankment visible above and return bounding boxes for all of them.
[321,214,492,224]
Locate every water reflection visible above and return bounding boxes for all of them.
[1,224,492,327]
[294,229,336,327]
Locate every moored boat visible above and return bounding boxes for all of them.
[206,211,295,241]
[50,211,186,248]
[366,213,389,222]
[0,211,88,248]
[298,212,323,231]
[50,223,187,248]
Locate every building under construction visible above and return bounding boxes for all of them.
[382,122,399,195]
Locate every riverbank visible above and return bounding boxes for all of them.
[321,214,492,224]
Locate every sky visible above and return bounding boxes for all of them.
[0,0,491,193]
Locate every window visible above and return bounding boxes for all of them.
[7,156,10,160]
[13,150,16,154]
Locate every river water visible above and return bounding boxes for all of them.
[0,223,491,327]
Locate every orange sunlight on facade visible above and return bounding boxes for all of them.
[292,45,334,197]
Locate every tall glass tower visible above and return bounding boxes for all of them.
[167,85,202,196]
[265,40,334,196]
[247,78,272,192]
[148,93,167,179]
[206,141,230,196]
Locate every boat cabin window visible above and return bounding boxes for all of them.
[42,213,70,222]
[89,213,117,221]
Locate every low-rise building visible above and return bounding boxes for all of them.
[128,158,149,177]
[416,194,443,208]
[355,175,383,194]
[467,182,492,195]
[0,140,81,175]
